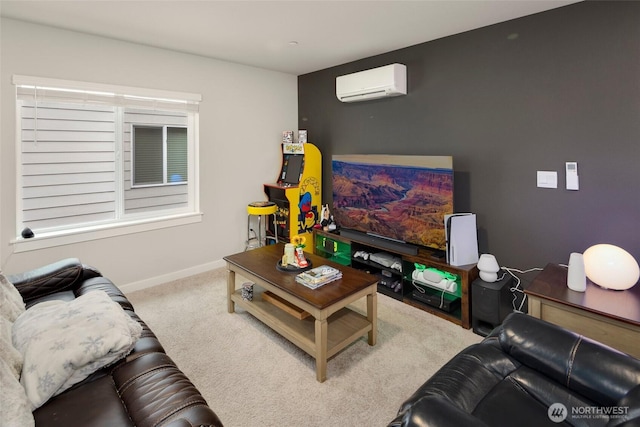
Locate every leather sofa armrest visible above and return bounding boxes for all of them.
[498,313,640,406]
[112,352,223,427]
[7,258,99,303]
[388,396,491,427]
[81,263,102,280]
[389,342,520,427]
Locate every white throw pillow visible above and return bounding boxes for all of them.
[0,279,34,427]
[0,316,22,380]
[0,356,35,427]
[12,290,142,410]
[0,272,25,323]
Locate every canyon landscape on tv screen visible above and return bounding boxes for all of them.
[332,155,453,251]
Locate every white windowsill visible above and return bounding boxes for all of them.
[11,212,203,253]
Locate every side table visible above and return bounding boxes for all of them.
[525,263,640,358]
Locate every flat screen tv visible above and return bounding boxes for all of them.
[331,155,453,252]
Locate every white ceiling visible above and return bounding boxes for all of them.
[0,0,580,75]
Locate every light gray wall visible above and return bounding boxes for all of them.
[1,18,298,287]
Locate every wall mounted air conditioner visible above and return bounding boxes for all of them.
[336,63,407,103]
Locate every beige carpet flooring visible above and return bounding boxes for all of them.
[126,268,481,427]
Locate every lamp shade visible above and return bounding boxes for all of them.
[477,254,500,283]
[583,244,640,290]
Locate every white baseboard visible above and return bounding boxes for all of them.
[120,259,226,294]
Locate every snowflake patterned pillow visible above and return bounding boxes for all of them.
[11,290,142,410]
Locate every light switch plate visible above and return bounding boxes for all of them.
[537,171,558,188]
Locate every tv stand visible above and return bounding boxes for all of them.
[313,229,478,329]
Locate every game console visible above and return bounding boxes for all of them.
[370,252,401,269]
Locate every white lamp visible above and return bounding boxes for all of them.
[477,254,500,282]
[567,252,586,292]
[583,244,640,290]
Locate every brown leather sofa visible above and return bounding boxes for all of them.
[8,258,223,427]
[388,312,640,427]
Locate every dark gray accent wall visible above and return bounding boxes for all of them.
[298,1,640,270]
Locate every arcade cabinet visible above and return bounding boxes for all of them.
[264,143,322,244]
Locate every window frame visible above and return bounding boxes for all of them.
[12,75,202,253]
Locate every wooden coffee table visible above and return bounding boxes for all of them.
[225,243,378,382]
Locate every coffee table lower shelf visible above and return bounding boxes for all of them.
[231,288,372,363]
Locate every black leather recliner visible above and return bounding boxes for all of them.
[388,312,640,427]
[8,258,223,427]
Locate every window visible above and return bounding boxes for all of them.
[133,125,187,186]
[13,75,201,245]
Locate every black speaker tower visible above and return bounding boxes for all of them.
[471,275,514,337]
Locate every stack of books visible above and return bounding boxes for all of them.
[295,265,342,289]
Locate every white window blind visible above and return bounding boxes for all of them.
[14,75,201,237]
[19,100,117,230]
